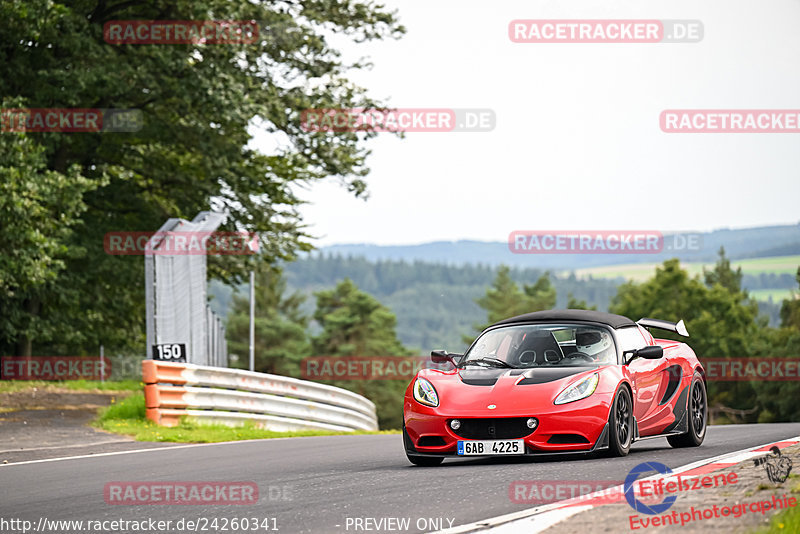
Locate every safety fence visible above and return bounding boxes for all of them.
[142,360,379,432]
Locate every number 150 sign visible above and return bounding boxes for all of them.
[152,343,187,362]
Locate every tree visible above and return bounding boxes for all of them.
[610,259,759,358]
[748,267,800,422]
[0,128,101,355]
[469,267,557,341]
[610,258,769,422]
[226,266,309,376]
[0,0,404,356]
[473,266,527,328]
[779,267,800,329]
[523,272,557,311]
[703,247,744,295]
[313,279,410,358]
[312,279,410,429]
[567,293,596,310]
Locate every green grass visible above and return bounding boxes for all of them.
[95,393,398,443]
[0,379,141,393]
[759,507,800,533]
[752,479,800,533]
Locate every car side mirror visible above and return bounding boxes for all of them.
[625,345,663,364]
[431,350,461,364]
[637,345,664,359]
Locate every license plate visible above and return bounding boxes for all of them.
[457,439,524,456]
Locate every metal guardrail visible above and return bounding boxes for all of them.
[142,360,378,432]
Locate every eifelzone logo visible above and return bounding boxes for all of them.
[624,462,678,515]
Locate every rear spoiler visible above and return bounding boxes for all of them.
[636,318,689,337]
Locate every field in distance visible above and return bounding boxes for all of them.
[570,255,800,302]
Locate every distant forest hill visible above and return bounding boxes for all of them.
[209,253,788,354]
[210,256,623,353]
[285,256,626,352]
[318,224,800,269]
[208,225,798,353]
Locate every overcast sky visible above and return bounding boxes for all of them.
[253,0,800,247]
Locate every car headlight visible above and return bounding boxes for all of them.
[413,377,439,407]
[554,373,599,405]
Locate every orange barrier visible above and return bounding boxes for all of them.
[145,407,186,427]
[141,359,187,385]
[142,361,189,425]
[141,360,379,431]
[144,384,188,409]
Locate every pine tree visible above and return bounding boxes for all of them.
[312,278,410,429]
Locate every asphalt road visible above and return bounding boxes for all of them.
[2,423,800,534]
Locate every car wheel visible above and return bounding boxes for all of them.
[667,372,707,448]
[403,423,444,466]
[607,386,633,457]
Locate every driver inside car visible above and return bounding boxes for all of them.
[574,329,615,364]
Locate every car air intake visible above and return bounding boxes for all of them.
[547,434,590,444]
[450,418,535,440]
[417,436,447,447]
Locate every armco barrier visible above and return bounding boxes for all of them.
[142,360,378,431]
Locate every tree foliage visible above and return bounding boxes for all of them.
[610,258,760,358]
[467,267,557,342]
[610,255,800,423]
[0,0,404,356]
[779,267,800,329]
[312,278,410,429]
[703,247,744,295]
[566,293,596,310]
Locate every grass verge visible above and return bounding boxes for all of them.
[0,379,141,394]
[753,475,800,533]
[94,392,398,443]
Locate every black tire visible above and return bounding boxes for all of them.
[607,386,633,457]
[403,424,444,466]
[667,373,707,448]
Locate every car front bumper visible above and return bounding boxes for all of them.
[404,400,611,456]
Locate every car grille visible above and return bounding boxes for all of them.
[450,418,534,440]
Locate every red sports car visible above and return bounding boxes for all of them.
[403,309,706,466]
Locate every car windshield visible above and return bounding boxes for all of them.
[462,324,617,368]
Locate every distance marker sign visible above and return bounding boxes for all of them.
[152,343,187,362]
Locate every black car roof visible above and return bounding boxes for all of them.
[490,309,637,329]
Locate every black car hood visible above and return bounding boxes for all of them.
[458,365,596,386]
